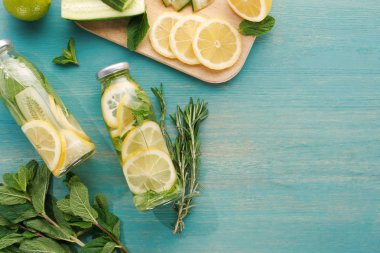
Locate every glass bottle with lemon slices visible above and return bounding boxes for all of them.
[0,39,95,177]
[97,62,181,211]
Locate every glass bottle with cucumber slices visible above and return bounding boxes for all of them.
[0,39,95,177]
[97,62,181,211]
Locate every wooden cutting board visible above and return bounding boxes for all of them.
[76,0,255,83]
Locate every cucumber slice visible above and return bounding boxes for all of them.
[101,0,133,12]
[62,0,146,21]
[162,0,172,7]
[192,0,214,11]
[172,0,191,11]
[15,87,55,124]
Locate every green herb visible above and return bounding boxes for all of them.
[239,16,276,37]
[151,84,173,155]
[171,99,208,234]
[53,38,79,66]
[127,12,150,51]
[152,85,208,234]
[0,161,129,252]
[132,89,153,126]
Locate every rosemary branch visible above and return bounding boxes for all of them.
[152,85,208,234]
[171,99,208,234]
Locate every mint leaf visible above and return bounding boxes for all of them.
[0,233,24,250]
[46,195,74,235]
[23,219,72,242]
[94,194,120,239]
[102,241,117,253]
[19,237,67,253]
[53,38,79,66]
[57,199,73,215]
[3,174,22,192]
[127,12,150,51]
[239,16,276,37]
[29,164,50,214]
[80,237,112,253]
[0,186,30,205]
[69,182,98,224]
[0,203,37,224]
[0,216,11,227]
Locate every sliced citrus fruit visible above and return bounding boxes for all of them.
[48,95,90,141]
[227,0,272,22]
[116,94,138,138]
[101,80,137,128]
[121,121,168,161]
[169,15,206,65]
[53,129,95,177]
[123,149,177,194]
[22,120,63,172]
[149,12,182,59]
[193,19,242,70]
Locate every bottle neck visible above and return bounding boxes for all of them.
[99,69,132,91]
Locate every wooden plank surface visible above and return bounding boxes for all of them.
[1,0,380,252]
[77,0,255,83]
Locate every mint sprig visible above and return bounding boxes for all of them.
[127,12,149,51]
[239,16,276,37]
[53,38,79,66]
[0,161,129,252]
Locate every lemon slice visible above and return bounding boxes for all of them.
[116,94,139,138]
[193,19,242,70]
[169,15,206,65]
[22,120,64,172]
[101,81,137,128]
[121,121,168,161]
[149,12,182,59]
[227,0,272,22]
[123,149,177,194]
[53,130,95,177]
[48,95,90,141]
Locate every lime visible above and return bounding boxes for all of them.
[3,0,51,21]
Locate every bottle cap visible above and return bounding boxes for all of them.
[0,39,12,51]
[97,62,130,79]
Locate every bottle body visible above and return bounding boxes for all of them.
[98,63,181,211]
[0,41,95,177]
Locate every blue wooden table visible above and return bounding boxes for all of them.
[1,1,380,252]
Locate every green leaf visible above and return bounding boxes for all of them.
[29,164,51,214]
[127,12,150,51]
[53,38,79,66]
[0,245,22,253]
[63,173,82,189]
[0,216,11,227]
[0,233,24,250]
[101,241,117,253]
[23,219,71,242]
[239,16,276,37]
[0,204,37,224]
[57,199,73,215]
[69,182,98,224]
[93,195,120,239]
[79,237,111,253]
[0,186,30,205]
[46,195,74,236]
[66,220,92,229]
[3,174,22,192]
[19,237,67,253]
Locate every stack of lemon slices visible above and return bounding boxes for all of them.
[101,81,177,195]
[149,12,242,70]
[16,87,94,177]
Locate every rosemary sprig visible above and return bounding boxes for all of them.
[152,85,208,234]
[171,99,208,234]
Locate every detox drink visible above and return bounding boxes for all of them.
[97,62,181,211]
[0,39,95,177]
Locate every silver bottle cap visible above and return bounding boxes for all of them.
[97,62,130,79]
[0,39,12,50]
